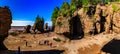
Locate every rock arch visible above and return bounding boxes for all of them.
[69,15,84,39]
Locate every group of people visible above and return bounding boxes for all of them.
[44,40,53,47]
[23,39,54,48]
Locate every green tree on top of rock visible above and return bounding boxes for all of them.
[61,1,70,17]
[35,15,44,24]
[70,0,82,8]
[34,15,44,33]
[82,0,90,12]
[69,0,82,14]
[90,0,99,5]
[51,0,120,30]
[116,0,120,2]
[51,7,60,28]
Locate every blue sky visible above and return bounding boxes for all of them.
[0,0,70,26]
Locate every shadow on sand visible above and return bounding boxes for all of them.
[102,39,120,54]
[0,50,64,54]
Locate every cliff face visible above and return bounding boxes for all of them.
[0,7,12,35]
[0,6,12,50]
[23,25,31,33]
[54,16,70,34]
[113,10,120,33]
[112,4,120,33]
[78,8,94,35]
[54,2,120,38]
[95,3,120,34]
[54,7,95,37]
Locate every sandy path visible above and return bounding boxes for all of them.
[4,33,61,51]
[63,33,118,54]
[4,33,120,54]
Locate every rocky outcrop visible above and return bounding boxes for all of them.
[103,3,120,33]
[112,3,120,33]
[55,2,120,54]
[78,8,94,35]
[44,23,49,32]
[94,4,105,34]
[95,3,120,34]
[32,22,44,33]
[23,25,31,33]
[54,16,70,34]
[54,2,120,38]
[0,6,12,50]
[113,10,120,33]
[54,8,95,37]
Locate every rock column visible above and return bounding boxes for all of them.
[0,6,12,50]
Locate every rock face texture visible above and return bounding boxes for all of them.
[54,2,120,38]
[113,10,120,33]
[0,6,12,50]
[54,16,71,34]
[93,3,120,34]
[32,22,44,33]
[94,4,105,34]
[54,8,94,37]
[23,25,31,33]
[54,2,120,54]
[78,8,94,35]
[44,23,49,32]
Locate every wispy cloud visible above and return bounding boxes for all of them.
[11,20,52,26]
[11,20,34,26]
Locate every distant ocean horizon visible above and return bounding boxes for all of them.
[9,26,52,33]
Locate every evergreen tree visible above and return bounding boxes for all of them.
[82,0,90,12]
[90,0,99,5]
[82,0,90,7]
[69,0,82,14]
[61,1,70,16]
[51,7,60,28]
[61,1,70,10]
[34,15,44,33]
[70,0,82,8]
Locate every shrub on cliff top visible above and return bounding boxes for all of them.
[82,0,90,12]
[35,15,44,24]
[34,15,44,32]
[112,4,120,12]
[51,7,60,27]
[61,1,70,17]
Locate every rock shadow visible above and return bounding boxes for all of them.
[69,15,84,40]
[102,39,120,54]
[0,50,64,54]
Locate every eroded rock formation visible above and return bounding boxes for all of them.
[52,2,120,54]
[0,6,12,50]
[113,10,120,33]
[54,16,71,34]
[54,2,120,38]
[23,25,31,33]
[78,8,94,35]
[32,22,44,33]
[44,23,49,32]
